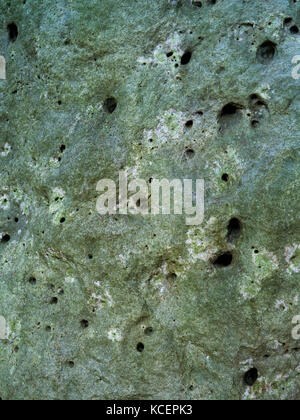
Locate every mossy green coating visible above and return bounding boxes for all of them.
[0,0,300,400]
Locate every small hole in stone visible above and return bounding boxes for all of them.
[14,346,19,353]
[50,297,58,305]
[60,217,66,223]
[185,120,193,128]
[145,327,153,336]
[1,234,10,243]
[257,41,277,64]
[284,17,293,26]
[222,173,229,182]
[60,145,66,153]
[137,342,144,352]
[88,254,93,260]
[29,277,36,285]
[192,1,203,6]
[7,23,18,42]
[14,217,19,223]
[81,320,89,329]
[221,103,239,116]
[251,120,259,128]
[68,361,75,368]
[244,368,258,386]
[213,252,233,267]
[290,25,299,34]
[166,51,173,57]
[181,51,192,65]
[104,97,117,114]
[184,148,195,159]
[45,326,52,332]
[167,273,177,281]
[227,218,242,241]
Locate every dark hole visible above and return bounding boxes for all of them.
[181,51,192,65]
[88,254,93,259]
[166,51,173,57]
[244,368,258,386]
[50,297,58,305]
[137,342,144,352]
[58,100,62,105]
[222,173,229,182]
[209,0,217,4]
[251,120,259,128]
[167,273,177,281]
[104,97,117,114]
[284,17,293,26]
[185,120,194,128]
[14,217,19,223]
[45,326,52,332]
[1,234,10,243]
[68,361,75,368]
[60,217,66,223]
[7,23,18,42]
[221,103,238,116]
[213,252,233,267]
[290,25,299,34]
[14,346,19,353]
[29,277,36,285]
[145,327,153,336]
[184,148,195,159]
[81,320,89,329]
[227,218,242,241]
[192,1,203,6]
[60,145,66,153]
[257,41,277,64]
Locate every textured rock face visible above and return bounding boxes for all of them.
[0,0,300,400]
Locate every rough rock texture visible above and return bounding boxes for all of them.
[0,0,300,400]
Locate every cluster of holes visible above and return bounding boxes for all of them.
[284,17,299,34]
[212,218,242,267]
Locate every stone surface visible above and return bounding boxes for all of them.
[0,0,300,400]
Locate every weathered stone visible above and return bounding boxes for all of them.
[0,0,300,400]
